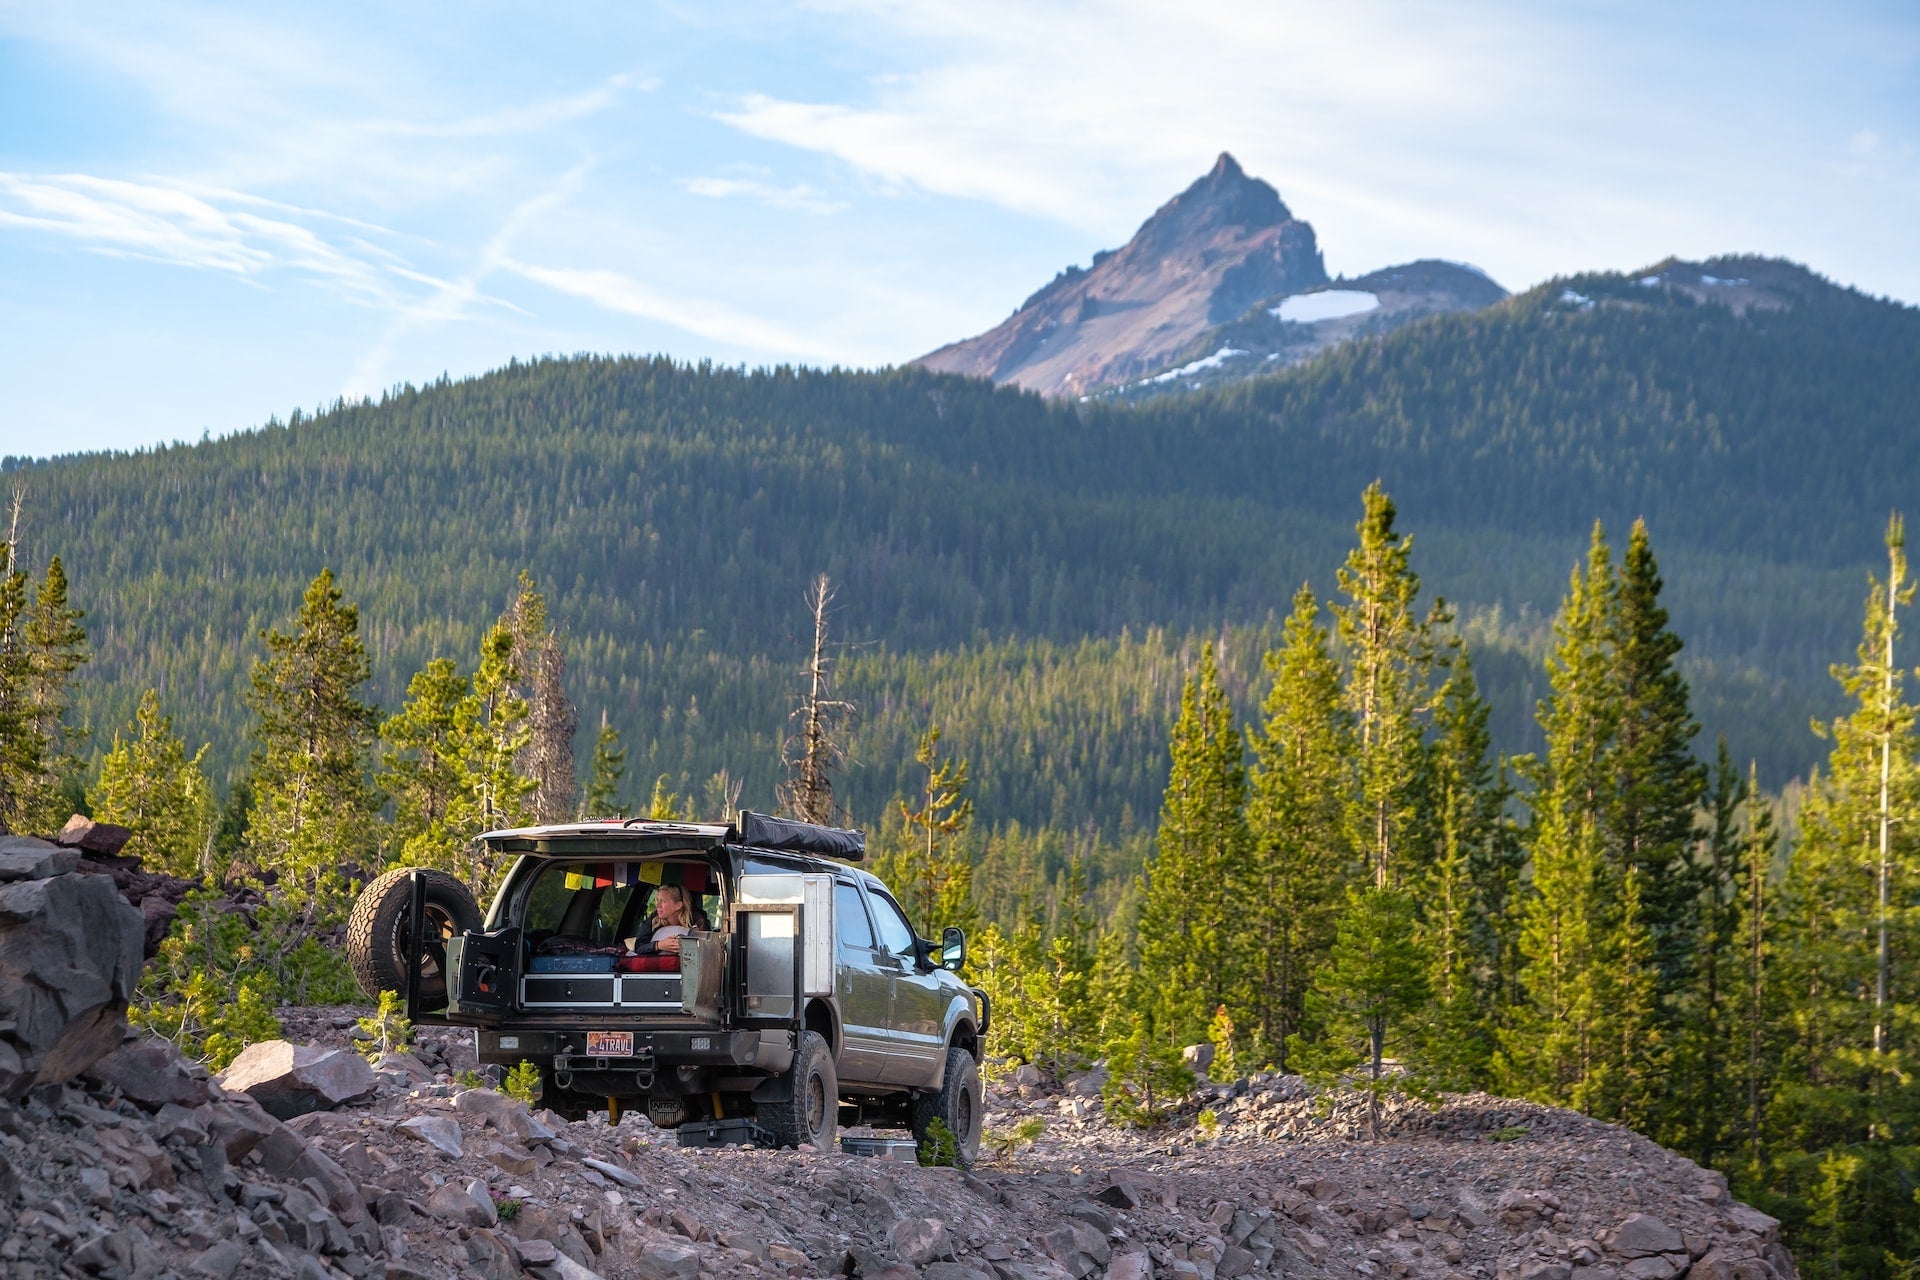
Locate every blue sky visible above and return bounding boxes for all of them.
[2,1,1915,458]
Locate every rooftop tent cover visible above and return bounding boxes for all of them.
[734,810,866,862]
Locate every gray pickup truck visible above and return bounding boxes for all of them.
[345,811,986,1162]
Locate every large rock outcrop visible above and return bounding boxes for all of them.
[0,835,144,1095]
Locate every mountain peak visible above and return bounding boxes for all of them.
[1146,153,1294,238]
[915,154,1326,395]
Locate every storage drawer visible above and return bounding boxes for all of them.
[620,975,683,1006]
[522,977,617,1006]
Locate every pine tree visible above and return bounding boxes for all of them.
[1672,739,1745,1164]
[0,521,89,834]
[18,554,89,832]
[581,710,628,817]
[1766,515,1920,1276]
[1290,885,1429,1134]
[1503,526,1618,1107]
[1732,762,1776,1177]
[92,689,217,878]
[1026,855,1098,1078]
[1245,584,1353,1068]
[885,724,977,936]
[1332,482,1448,889]
[1612,520,1707,993]
[0,525,30,827]
[244,568,379,918]
[378,657,475,871]
[1596,862,1665,1131]
[1138,643,1248,1045]
[1418,651,1506,1088]
[972,918,1041,1066]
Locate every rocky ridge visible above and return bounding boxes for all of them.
[0,832,1796,1280]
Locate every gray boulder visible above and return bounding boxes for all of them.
[429,1179,494,1227]
[86,1036,211,1110]
[0,835,78,881]
[632,1239,701,1280]
[1609,1214,1686,1258]
[218,1040,378,1119]
[0,868,144,1094]
[892,1218,953,1266]
[55,814,135,854]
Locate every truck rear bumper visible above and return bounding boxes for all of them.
[477,1027,794,1078]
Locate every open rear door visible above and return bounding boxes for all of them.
[444,927,519,1023]
[679,929,727,1022]
[730,903,803,1031]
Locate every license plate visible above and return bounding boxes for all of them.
[586,1031,633,1057]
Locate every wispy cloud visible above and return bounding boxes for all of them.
[501,259,845,361]
[0,172,415,304]
[681,174,848,215]
[340,175,584,397]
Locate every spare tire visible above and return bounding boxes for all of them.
[346,867,482,1005]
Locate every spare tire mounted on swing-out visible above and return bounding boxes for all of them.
[346,867,483,1005]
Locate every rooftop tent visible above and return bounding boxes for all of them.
[734,810,866,862]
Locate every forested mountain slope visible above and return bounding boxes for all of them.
[9,253,1915,835]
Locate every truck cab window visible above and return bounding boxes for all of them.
[867,890,917,960]
[836,883,875,950]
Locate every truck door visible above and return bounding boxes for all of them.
[833,881,890,1083]
[865,888,945,1085]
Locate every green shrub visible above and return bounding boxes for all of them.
[982,1116,1045,1163]
[355,991,413,1062]
[504,1061,542,1106]
[918,1118,959,1167]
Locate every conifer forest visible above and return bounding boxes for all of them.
[5,270,1920,1277]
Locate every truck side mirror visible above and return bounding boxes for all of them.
[939,926,967,972]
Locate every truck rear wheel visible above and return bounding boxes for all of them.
[911,1046,982,1167]
[757,1030,837,1150]
[346,867,482,1005]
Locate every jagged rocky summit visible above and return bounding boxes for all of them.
[914,152,1507,397]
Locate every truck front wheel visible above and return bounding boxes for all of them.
[911,1046,982,1167]
[757,1030,837,1150]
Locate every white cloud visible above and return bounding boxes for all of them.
[716,0,1554,244]
[682,175,848,215]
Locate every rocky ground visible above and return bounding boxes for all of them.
[0,830,1797,1280]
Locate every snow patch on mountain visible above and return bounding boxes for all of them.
[1144,346,1248,384]
[1271,290,1380,323]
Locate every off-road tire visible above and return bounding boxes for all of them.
[911,1046,982,1167]
[346,867,482,1004]
[757,1030,837,1150]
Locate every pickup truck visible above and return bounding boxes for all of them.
[345,811,986,1163]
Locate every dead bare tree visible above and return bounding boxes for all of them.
[506,572,580,823]
[778,574,855,825]
[527,632,579,823]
